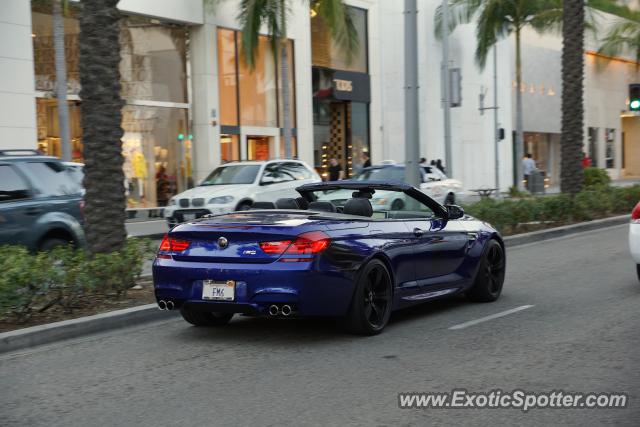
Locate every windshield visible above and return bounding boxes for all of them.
[356,167,405,182]
[201,165,261,186]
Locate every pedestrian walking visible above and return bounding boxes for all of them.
[582,152,592,169]
[522,153,536,189]
[362,152,371,169]
[327,158,344,181]
[436,159,446,175]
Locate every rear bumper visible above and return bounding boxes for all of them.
[152,257,356,317]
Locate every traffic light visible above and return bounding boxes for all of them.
[630,84,640,111]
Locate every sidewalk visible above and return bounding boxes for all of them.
[545,177,640,194]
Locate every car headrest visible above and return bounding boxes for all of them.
[308,201,337,213]
[343,198,373,217]
[275,198,300,209]
[251,201,276,209]
[295,197,309,210]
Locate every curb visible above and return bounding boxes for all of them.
[503,214,629,247]
[0,214,630,355]
[0,304,177,355]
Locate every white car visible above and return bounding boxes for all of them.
[629,202,640,280]
[164,160,321,227]
[318,163,464,210]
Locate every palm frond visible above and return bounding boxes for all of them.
[314,0,359,63]
[238,0,276,70]
[474,0,512,69]
[434,0,483,39]
[597,19,640,63]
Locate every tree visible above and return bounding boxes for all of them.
[435,0,563,190]
[560,0,585,194]
[237,0,358,159]
[78,0,127,253]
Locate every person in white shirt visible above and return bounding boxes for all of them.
[522,153,537,189]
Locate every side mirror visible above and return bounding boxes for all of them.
[446,204,464,220]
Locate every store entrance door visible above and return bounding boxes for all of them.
[247,136,272,160]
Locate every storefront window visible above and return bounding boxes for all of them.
[31,8,80,94]
[221,134,240,163]
[122,105,190,208]
[311,6,367,73]
[120,17,188,103]
[217,29,239,126]
[238,36,277,127]
[247,136,272,160]
[36,99,83,161]
[349,102,369,176]
[31,7,190,209]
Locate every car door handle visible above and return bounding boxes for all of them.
[25,207,42,216]
[413,228,425,237]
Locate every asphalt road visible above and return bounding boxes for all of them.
[2,224,639,426]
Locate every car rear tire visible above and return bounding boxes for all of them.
[180,307,234,327]
[345,259,393,335]
[391,199,404,211]
[39,238,71,251]
[236,201,252,211]
[466,239,505,302]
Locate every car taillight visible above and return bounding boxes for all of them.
[158,235,191,252]
[259,231,331,256]
[632,202,640,223]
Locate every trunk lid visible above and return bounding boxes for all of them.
[168,212,326,263]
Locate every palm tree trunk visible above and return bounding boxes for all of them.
[53,0,71,162]
[280,5,292,159]
[514,27,524,190]
[78,0,127,253]
[560,0,585,194]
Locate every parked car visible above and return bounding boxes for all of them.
[153,180,505,335]
[163,160,321,228]
[629,202,640,280]
[318,163,464,210]
[0,150,85,251]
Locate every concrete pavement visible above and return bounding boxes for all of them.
[1,224,639,426]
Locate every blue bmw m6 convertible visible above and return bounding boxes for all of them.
[153,181,505,335]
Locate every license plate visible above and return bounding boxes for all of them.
[202,280,235,301]
[183,213,196,221]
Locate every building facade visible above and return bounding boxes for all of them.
[0,0,379,208]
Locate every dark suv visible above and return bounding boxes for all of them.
[0,150,85,251]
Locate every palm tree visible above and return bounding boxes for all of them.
[435,0,563,190]
[560,0,585,195]
[237,0,358,159]
[78,0,127,253]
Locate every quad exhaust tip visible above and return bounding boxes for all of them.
[158,300,167,310]
[268,304,280,316]
[166,300,175,310]
[281,305,292,316]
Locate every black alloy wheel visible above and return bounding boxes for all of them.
[346,259,393,335]
[467,239,505,302]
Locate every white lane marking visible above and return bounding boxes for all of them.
[449,305,534,330]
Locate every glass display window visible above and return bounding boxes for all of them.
[221,134,240,163]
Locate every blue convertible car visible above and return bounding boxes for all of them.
[153,181,505,335]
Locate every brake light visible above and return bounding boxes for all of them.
[632,202,640,223]
[158,235,191,252]
[259,240,292,254]
[259,231,331,256]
